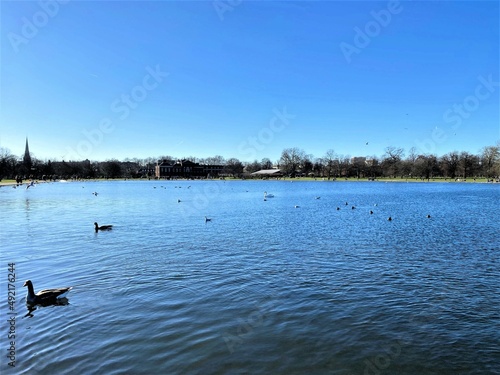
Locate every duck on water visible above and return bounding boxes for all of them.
[94,222,113,232]
[23,280,72,305]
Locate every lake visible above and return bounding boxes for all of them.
[0,180,499,374]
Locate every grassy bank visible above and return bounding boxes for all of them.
[285,177,492,183]
[1,177,496,187]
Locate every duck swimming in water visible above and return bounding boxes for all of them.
[94,222,113,232]
[23,280,72,305]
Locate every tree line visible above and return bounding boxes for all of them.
[1,143,499,181]
[271,145,500,180]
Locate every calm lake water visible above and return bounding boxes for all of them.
[1,180,499,375]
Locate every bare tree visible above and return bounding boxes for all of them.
[313,158,324,177]
[102,159,123,179]
[338,155,351,177]
[322,149,337,179]
[0,147,17,180]
[182,155,199,163]
[280,147,306,177]
[366,156,381,178]
[458,152,478,179]
[224,158,244,177]
[158,155,176,163]
[404,146,418,177]
[480,145,500,177]
[382,146,405,177]
[261,158,273,170]
[245,160,262,173]
[5,141,499,181]
[413,154,439,179]
[440,151,460,178]
[302,154,314,176]
[202,155,226,165]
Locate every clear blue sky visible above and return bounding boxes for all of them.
[1,0,498,162]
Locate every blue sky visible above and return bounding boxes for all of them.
[1,0,498,162]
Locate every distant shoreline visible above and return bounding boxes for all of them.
[0,180,50,187]
[1,177,498,187]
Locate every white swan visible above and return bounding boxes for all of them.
[264,191,274,198]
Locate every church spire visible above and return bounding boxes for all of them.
[23,137,32,169]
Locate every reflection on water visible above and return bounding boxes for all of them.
[24,298,70,318]
[0,181,498,374]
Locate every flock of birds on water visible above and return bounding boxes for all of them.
[88,187,432,228]
[23,185,433,311]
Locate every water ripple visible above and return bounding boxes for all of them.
[1,181,498,374]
